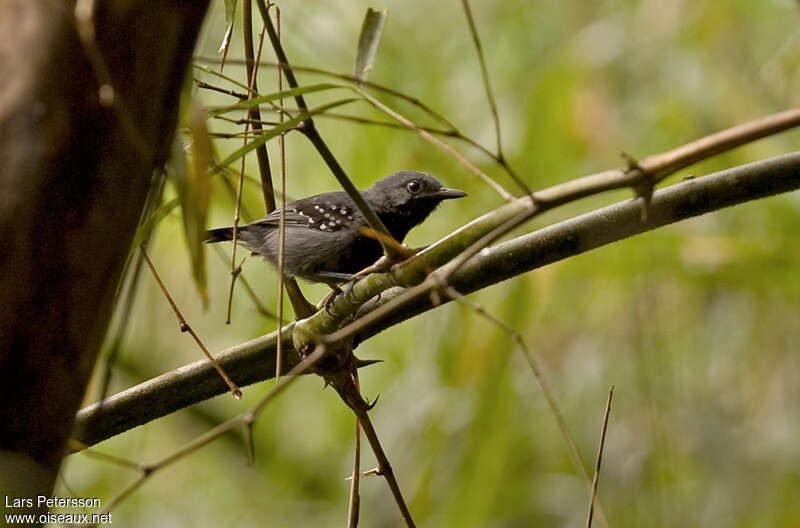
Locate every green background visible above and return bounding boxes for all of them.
[59,1,800,526]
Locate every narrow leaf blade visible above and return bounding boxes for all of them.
[131,197,180,250]
[354,8,387,82]
[168,102,216,304]
[218,0,238,55]
[216,98,359,169]
[207,83,344,118]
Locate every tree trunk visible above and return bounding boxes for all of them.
[0,0,209,519]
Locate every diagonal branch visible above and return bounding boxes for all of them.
[72,151,800,448]
[333,372,416,527]
[586,386,614,528]
[254,0,401,259]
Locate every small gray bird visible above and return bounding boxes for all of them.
[205,171,466,286]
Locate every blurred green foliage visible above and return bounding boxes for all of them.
[62,1,800,527]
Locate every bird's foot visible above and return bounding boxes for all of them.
[322,286,342,316]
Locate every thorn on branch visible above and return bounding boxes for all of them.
[620,151,639,171]
[620,151,653,221]
[361,467,382,477]
[355,357,383,368]
[366,393,380,410]
[243,421,256,466]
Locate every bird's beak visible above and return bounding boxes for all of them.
[431,188,467,200]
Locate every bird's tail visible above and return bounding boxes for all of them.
[204,227,233,243]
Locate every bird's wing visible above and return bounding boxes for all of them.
[250,208,314,228]
[252,192,361,232]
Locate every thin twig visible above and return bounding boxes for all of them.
[340,384,415,528]
[461,2,501,162]
[219,166,262,212]
[639,107,800,179]
[216,106,514,171]
[242,3,277,212]
[98,171,169,401]
[91,473,148,523]
[425,108,800,288]
[353,86,515,201]
[317,107,800,347]
[195,79,248,100]
[226,0,271,324]
[227,137,247,323]
[243,420,256,465]
[197,56,529,189]
[586,386,614,528]
[194,63,253,92]
[441,286,608,528]
[255,0,401,260]
[140,244,242,399]
[347,373,362,528]
[460,0,531,196]
[225,254,247,324]
[74,149,800,448]
[83,345,328,524]
[212,127,314,319]
[274,3,286,382]
[206,130,263,139]
[96,250,145,402]
[196,56,459,131]
[211,245,280,320]
[82,449,144,472]
[215,1,326,319]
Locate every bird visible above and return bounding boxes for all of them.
[205,171,466,287]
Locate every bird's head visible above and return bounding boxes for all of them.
[366,170,466,213]
[363,170,466,240]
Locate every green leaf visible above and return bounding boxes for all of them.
[169,101,216,304]
[354,8,387,82]
[175,67,195,131]
[216,98,359,169]
[206,83,345,118]
[193,63,250,92]
[218,0,238,56]
[130,197,180,250]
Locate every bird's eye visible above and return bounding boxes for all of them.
[406,181,422,194]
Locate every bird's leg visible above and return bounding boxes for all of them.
[314,271,358,316]
[315,271,357,283]
[321,284,342,317]
[343,278,360,302]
